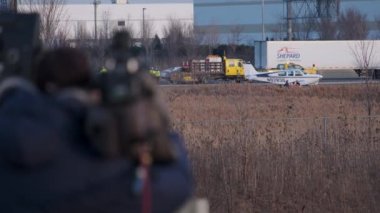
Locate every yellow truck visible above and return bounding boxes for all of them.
[170,55,245,84]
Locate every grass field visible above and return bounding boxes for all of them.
[161,83,380,212]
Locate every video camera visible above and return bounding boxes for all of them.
[96,31,151,106]
[86,31,176,163]
[0,12,40,81]
[0,13,175,163]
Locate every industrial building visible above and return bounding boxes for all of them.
[19,1,193,41]
[13,0,380,44]
[194,0,380,43]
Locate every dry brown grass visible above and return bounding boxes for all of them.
[160,83,380,213]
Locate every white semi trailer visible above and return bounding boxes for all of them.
[254,40,380,79]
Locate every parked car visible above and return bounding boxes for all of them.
[160,66,183,80]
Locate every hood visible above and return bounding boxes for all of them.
[0,117,60,169]
[0,85,61,169]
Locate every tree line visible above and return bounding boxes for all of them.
[18,1,380,70]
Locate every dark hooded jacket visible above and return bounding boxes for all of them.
[0,78,193,213]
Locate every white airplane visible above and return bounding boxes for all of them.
[244,63,323,86]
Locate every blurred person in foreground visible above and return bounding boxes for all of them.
[0,42,193,212]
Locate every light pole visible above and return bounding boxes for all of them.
[142,7,146,43]
[286,0,293,41]
[93,0,100,40]
[261,0,265,41]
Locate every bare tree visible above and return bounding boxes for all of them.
[110,15,136,41]
[121,15,136,39]
[184,24,200,60]
[375,15,380,39]
[227,25,245,55]
[317,17,338,40]
[99,11,113,41]
[53,24,70,47]
[204,24,220,54]
[19,0,68,48]
[139,16,154,65]
[337,8,368,40]
[292,18,318,40]
[350,40,376,116]
[270,18,287,41]
[140,16,154,48]
[162,18,189,65]
[350,40,379,150]
[194,27,206,46]
[351,41,376,79]
[75,21,91,48]
[150,34,163,68]
[94,11,115,70]
[272,13,317,41]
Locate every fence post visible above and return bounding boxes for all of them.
[324,117,328,144]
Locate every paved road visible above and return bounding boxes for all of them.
[159,69,380,86]
[318,69,359,79]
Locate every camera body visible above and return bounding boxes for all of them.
[0,15,175,163]
[86,31,176,163]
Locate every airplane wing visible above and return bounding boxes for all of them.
[243,63,279,82]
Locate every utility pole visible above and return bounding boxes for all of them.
[286,0,293,40]
[142,7,146,43]
[93,0,100,40]
[142,7,147,61]
[261,0,265,41]
[283,0,340,40]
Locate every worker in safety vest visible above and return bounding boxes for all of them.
[100,66,108,73]
[284,62,289,69]
[312,64,318,74]
[148,67,160,82]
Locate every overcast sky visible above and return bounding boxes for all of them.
[66,0,192,3]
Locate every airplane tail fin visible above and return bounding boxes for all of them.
[243,63,259,80]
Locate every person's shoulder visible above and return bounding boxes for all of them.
[169,131,183,142]
[167,131,190,158]
[52,88,91,117]
[168,132,187,149]
[0,78,38,105]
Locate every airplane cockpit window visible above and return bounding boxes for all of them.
[279,71,286,76]
[295,70,303,76]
